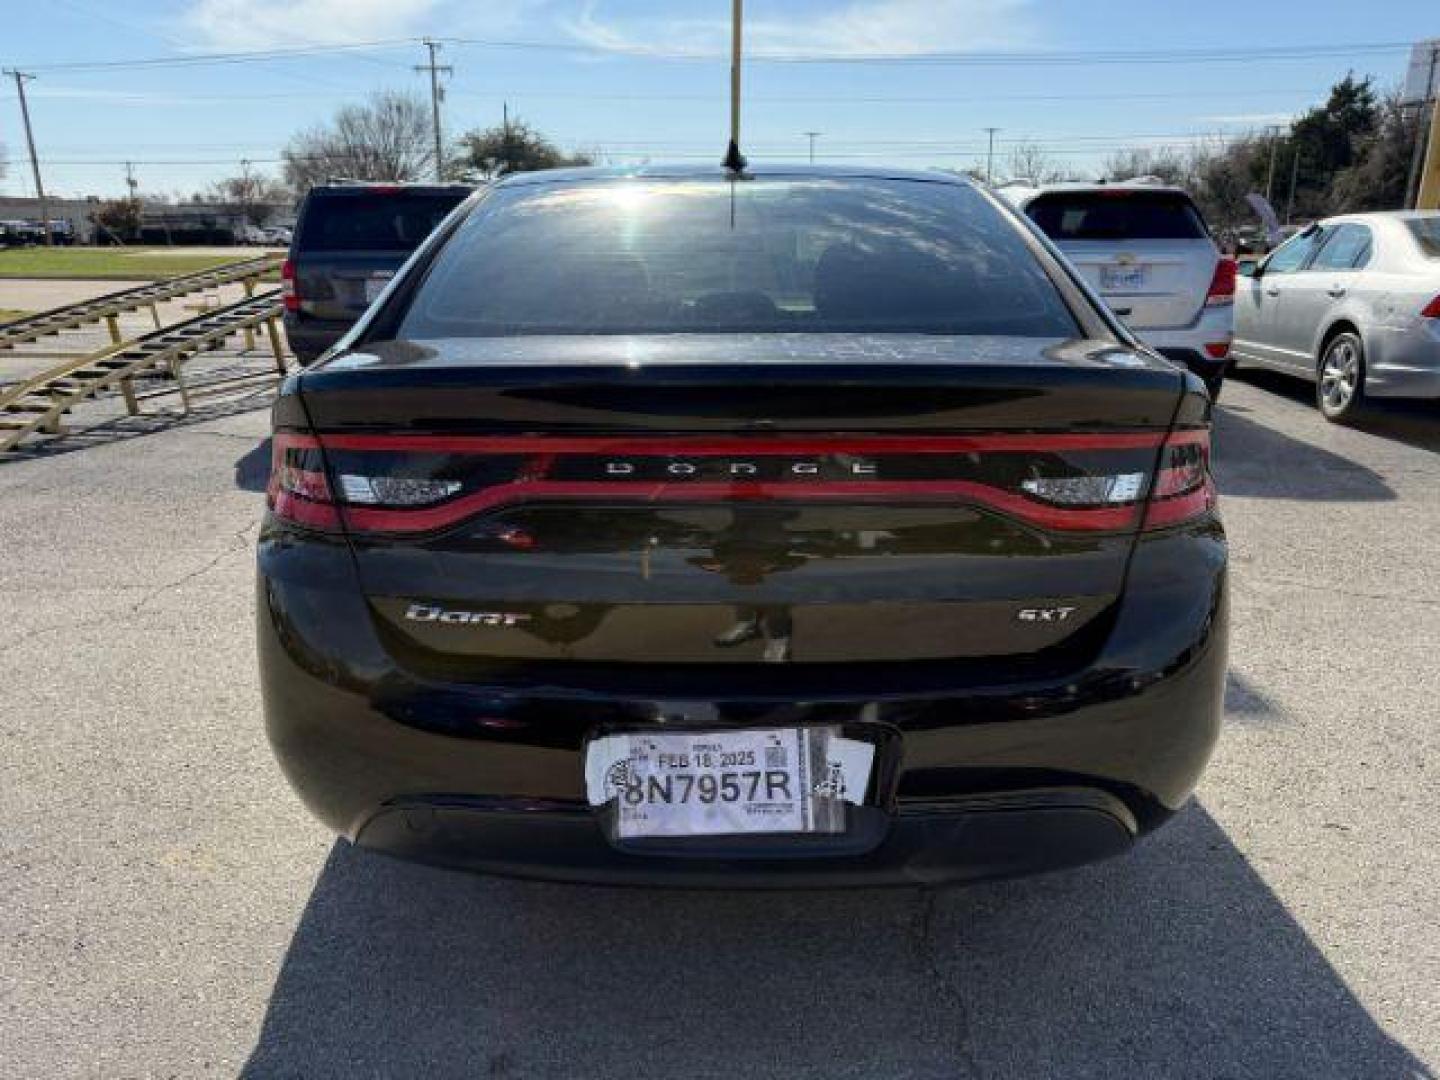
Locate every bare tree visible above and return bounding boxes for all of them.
[1003,140,1066,184]
[282,92,435,193]
[209,167,291,226]
[1101,146,1194,187]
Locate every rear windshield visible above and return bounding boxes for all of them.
[1026,191,1208,242]
[1406,217,1440,258]
[395,178,1080,338]
[296,190,468,252]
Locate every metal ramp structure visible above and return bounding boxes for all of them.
[0,255,280,352]
[0,291,286,453]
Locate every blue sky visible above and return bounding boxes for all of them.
[1,0,1435,198]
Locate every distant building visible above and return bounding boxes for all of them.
[0,196,99,243]
[0,195,295,246]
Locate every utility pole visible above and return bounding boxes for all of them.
[414,38,452,182]
[983,127,1001,184]
[5,68,53,246]
[1405,42,1439,209]
[1284,142,1301,226]
[238,157,254,226]
[1264,124,1282,205]
[124,161,138,199]
[803,131,822,164]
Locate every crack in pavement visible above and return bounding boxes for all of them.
[0,520,259,659]
[912,889,984,1080]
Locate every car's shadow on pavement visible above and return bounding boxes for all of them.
[234,437,271,493]
[243,805,1426,1079]
[1212,395,1396,503]
[1227,368,1440,458]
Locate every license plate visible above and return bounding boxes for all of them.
[1100,264,1148,291]
[585,727,875,840]
[363,274,393,302]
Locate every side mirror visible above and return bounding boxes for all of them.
[1241,258,1262,279]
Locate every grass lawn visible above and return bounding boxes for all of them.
[0,247,260,280]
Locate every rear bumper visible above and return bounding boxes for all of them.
[1139,305,1234,385]
[1368,321,1440,399]
[355,788,1139,887]
[282,313,353,364]
[257,524,1228,887]
[1155,347,1228,387]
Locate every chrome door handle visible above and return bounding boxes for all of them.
[1327,287,1346,298]
[1264,287,1281,297]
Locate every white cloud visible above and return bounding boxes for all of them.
[564,0,1039,58]
[181,0,440,50]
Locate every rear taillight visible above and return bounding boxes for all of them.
[267,433,339,529]
[1205,257,1237,307]
[1421,294,1440,318]
[280,258,299,312]
[1142,429,1215,530]
[265,432,1218,537]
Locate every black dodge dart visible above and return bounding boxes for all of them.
[257,165,1227,886]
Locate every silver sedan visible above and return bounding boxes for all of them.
[1232,211,1440,421]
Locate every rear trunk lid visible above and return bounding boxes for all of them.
[293,250,409,322]
[284,334,1193,671]
[1052,240,1218,329]
[1024,190,1219,330]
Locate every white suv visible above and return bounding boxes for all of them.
[999,179,1236,397]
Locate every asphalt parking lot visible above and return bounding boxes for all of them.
[1,370,1437,1078]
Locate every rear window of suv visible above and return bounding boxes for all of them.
[295,189,469,252]
[394,178,1080,339]
[1406,217,1440,258]
[1025,191,1208,242]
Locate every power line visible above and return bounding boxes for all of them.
[17,39,417,72]
[11,37,1413,73]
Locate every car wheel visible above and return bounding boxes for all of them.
[1316,332,1366,422]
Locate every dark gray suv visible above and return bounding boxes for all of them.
[282,182,472,363]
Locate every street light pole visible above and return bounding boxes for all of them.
[803,131,822,164]
[5,68,53,246]
[984,127,1001,184]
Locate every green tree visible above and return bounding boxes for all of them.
[92,198,141,243]
[1283,73,1380,219]
[1329,92,1423,212]
[451,118,591,180]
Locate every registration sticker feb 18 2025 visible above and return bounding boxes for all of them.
[584,727,874,840]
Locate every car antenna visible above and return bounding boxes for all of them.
[722,0,748,174]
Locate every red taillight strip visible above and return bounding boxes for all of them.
[268,430,1216,537]
[340,478,1142,534]
[319,432,1164,534]
[316,432,1168,455]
